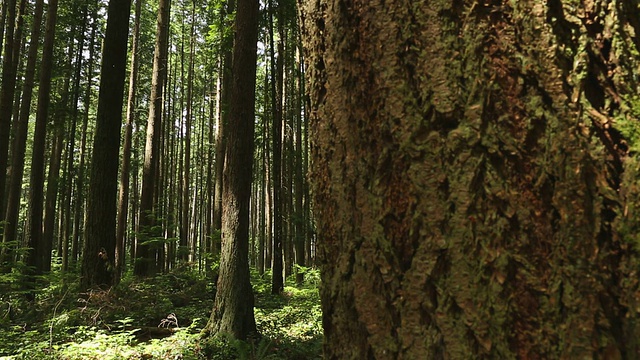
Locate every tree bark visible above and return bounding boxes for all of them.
[268,0,284,294]
[81,0,131,289]
[181,0,196,262]
[135,0,170,277]
[116,0,142,283]
[212,0,235,257]
[72,7,97,269]
[2,0,43,257]
[0,0,18,224]
[301,0,640,358]
[204,0,259,340]
[43,38,74,273]
[25,0,59,290]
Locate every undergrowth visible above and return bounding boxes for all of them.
[0,266,322,359]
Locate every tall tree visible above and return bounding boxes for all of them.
[116,0,142,283]
[180,0,196,262]
[2,0,45,256]
[81,0,132,289]
[42,37,75,273]
[268,0,283,294]
[0,0,20,224]
[301,0,640,358]
[134,0,171,277]
[25,0,59,284]
[212,0,235,254]
[72,7,98,268]
[203,0,259,340]
[61,1,89,272]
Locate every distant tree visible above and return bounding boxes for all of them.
[72,6,98,268]
[301,0,640,358]
[0,0,21,225]
[116,0,142,283]
[268,0,283,294]
[42,36,74,273]
[81,0,131,289]
[1,0,44,259]
[180,0,196,262]
[135,0,171,277]
[25,0,59,285]
[203,0,259,340]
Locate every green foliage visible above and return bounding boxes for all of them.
[1,266,322,359]
[617,95,640,153]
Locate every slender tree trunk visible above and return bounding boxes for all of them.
[135,0,170,277]
[115,0,142,283]
[81,0,131,289]
[72,10,97,269]
[2,0,41,258]
[61,3,88,273]
[181,0,196,262]
[204,0,259,341]
[269,0,284,293]
[42,38,75,273]
[205,74,215,270]
[24,0,59,295]
[294,46,305,284]
[0,0,18,224]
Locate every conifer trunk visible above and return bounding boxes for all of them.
[301,0,640,357]
[205,0,259,340]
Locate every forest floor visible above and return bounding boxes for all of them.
[0,265,323,359]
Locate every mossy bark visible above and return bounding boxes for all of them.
[204,0,259,340]
[300,0,640,358]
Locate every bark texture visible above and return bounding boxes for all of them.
[81,0,131,289]
[204,0,259,340]
[134,0,170,277]
[300,0,640,358]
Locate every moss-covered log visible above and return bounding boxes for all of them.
[300,0,640,358]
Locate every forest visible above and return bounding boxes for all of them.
[2,0,640,358]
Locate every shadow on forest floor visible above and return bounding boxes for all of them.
[0,266,323,359]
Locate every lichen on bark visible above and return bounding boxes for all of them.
[301,0,640,358]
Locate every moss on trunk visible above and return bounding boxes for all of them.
[301,0,640,358]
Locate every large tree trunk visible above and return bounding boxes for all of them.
[212,0,235,257]
[81,0,131,289]
[301,0,640,358]
[204,0,259,341]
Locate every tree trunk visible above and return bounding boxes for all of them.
[0,0,18,224]
[181,0,196,262]
[116,0,142,283]
[72,7,97,269]
[81,0,131,289]
[25,0,59,293]
[135,0,170,277]
[62,3,88,273]
[43,38,74,273]
[213,0,235,256]
[2,0,43,258]
[204,0,259,340]
[269,0,284,294]
[301,0,640,358]
[294,45,305,285]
